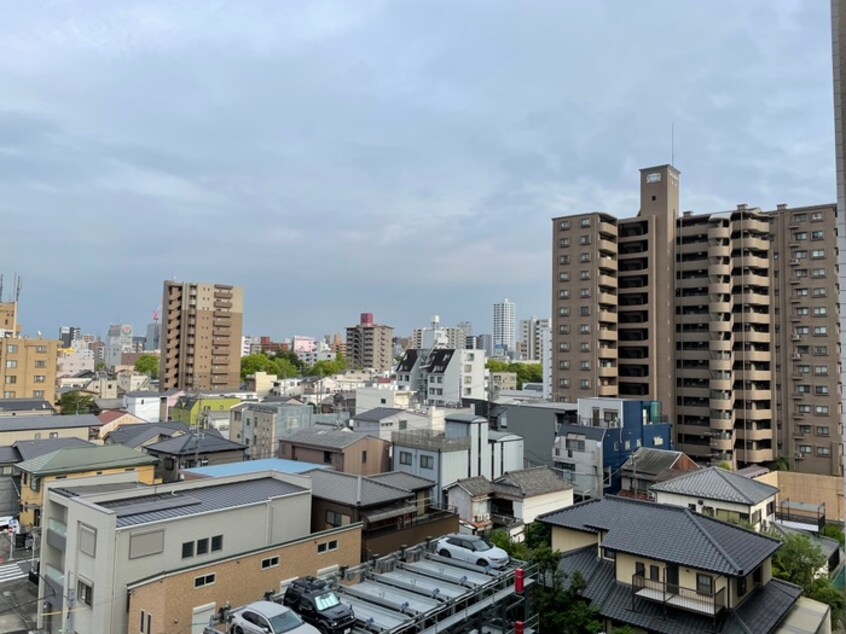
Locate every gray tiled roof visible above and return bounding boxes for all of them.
[558,423,606,442]
[0,445,19,464]
[281,428,372,450]
[368,471,435,491]
[650,467,778,505]
[353,407,406,423]
[495,466,574,497]
[106,422,190,447]
[0,414,100,432]
[303,469,412,507]
[539,496,780,576]
[0,398,55,413]
[13,438,95,462]
[93,477,306,528]
[447,476,494,497]
[144,432,246,456]
[557,547,801,634]
[620,447,686,476]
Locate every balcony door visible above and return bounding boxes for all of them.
[666,563,679,595]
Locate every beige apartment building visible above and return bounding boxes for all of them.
[552,166,841,475]
[0,336,58,404]
[159,281,243,391]
[345,312,393,371]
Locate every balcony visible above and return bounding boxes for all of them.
[632,574,726,617]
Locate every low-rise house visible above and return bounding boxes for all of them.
[396,348,487,406]
[279,428,390,475]
[170,394,243,425]
[16,444,158,531]
[539,497,828,634]
[143,430,247,482]
[445,467,574,535]
[354,386,412,414]
[650,466,779,531]
[230,400,315,460]
[103,421,190,449]
[38,470,361,634]
[0,398,55,417]
[0,413,101,445]
[392,414,524,504]
[619,447,701,499]
[350,407,430,440]
[304,468,457,559]
[95,410,147,440]
[181,457,329,480]
[124,389,183,422]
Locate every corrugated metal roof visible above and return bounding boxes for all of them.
[304,469,411,506]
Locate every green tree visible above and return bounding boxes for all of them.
[484,360,543,389]
[821,524,844,547]
[274,350,305,373]
[240,353,277,380]
[133,354,159,379]
[59,391,98,415]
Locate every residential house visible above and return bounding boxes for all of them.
[16,444,158,530]
[350,407,431,441]
[279,428,390,475]
[619,447,701,499]
[446,466,574,536]
[304,468,457,559]
[354,386,412,414]
[142,430,247,482]
[124,388,183,422]
[650,466,779,532]
[493,401,576,467]
[391,414,523,503]
[539,496,828,634]
[95,410,148,440]
[0,414,101,445]
[103,421,190,450]
[0,437,94,518]
[0,398,55,417]
[230,400,315,460]
[396,348,486,406]
[552,398,672,498]
[38,470,361,634]
[170,394,243,425]
[181,457,329,480]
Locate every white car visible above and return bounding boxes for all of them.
[435,534,510,569]
[229,601,320,634]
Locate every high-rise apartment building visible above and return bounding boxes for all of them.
[0,302,18,338]
[144,322,161,352]
[518,316,549,361]
[59,326,81,348]
[105,324,134,368]
[411,316,467,350]
[492,299,516,355]
[345,313,393,372]
[0,337,58,403]
[159,281,243,391]
[552,166,842,475]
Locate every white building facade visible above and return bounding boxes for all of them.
[492,299,516,356]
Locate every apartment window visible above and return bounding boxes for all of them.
[559,342,570,352]
[34,359,46,368]
[696,574,713,596]
[2,392,13,398]
[194,573,216,588]
[815,386,829,395]
[579,235,591,246]
[140,610,152,634]
[796,326,809,335]
[649,565,660,581]
[560,220,570,230]
[798,404,811,413]
[814,365,828,376]
[5,344,16,353]
[420,455,434,469]
[579,306,590,316]
[578,252,590,263]
[816,426,830,437]
[579,325,590,334]
[326,510,350,527]
[182,541,195,559]
[795,307,809,316]
[811,249,825,259]
[812,287,827,297]
[4,361,15,369]
[794,232,807,241]
[813,345,828,355]
[795,269,808,278]
[34,375,45,383]
[559,379,570,388]
[211,535,223,552]
[813,326,828,336]
[35,345,46,353]
[559,360,570,370]
[798,425,812,435]
[196,538,209,556]
[580,271,590,280]
[399,451,412,465]
[811,268,826,278]
[34,390,46,398]
[4,376,15,384]
[559,290,570,299]
[602,547,615,560]
[558,307,570,317]
[317,540,338,554]
[559,272,570,282]
[796,288,809,297]
[812,230,824,240]
[635,562,645,577]
[815,405,830,415]
[559,255,570,265]
[813,307,827,316]
[77,579,93,607]
[580,343,590,353]
[810,212,823,221]
[795,250,807,259]
[817,447,832,456]
[580,360,590,370]
[798,365,810,374]
[580,218,591,228]
[580,288,591,298]
[261,556,280,569]
[559,238,570,248]
[580,379,591,389]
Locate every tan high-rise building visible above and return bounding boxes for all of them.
[0,301,18,337]
[345,313,393,372]
[552,167,842,475]
[159,281,243,391]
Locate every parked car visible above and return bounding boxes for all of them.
[228,600,320,634]
[281,577,355,634]
[435,534,510,569]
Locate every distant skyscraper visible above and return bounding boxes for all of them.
[106,324,134,368]
[144,322,161,352]
[159,281,243,391]
[518,316,549,361]
[346,313,393,372]
[492,299,516,355]
[59,326,81,348]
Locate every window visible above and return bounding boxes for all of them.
[580,218,591,227]
[635,562,645,577]
[815,405,830,415]
[559,289,570,299]
[2,392,13,398]
[580,271,590,280]
[77,579,93,607]
[196,538,209,556]
[810,211,823,221]
[737,575,747,597]
[580,379,591,389]
[812,230,824,240]
[799,444,813,455]
[361,450,367,464]
[580,343,590,353]
[326,510,350,527]
[814,365,828,376]
[4,361,15,369]
[798,364,810,374]
[559,255,570,264]
[34,360,46,368]
[798,425,812,435]
[559,360,569,370]
[818,447,832,456]
[420,455,434,469]
[602,547,615,560]
[33,390,44,398]
[796,326,809,335]
[812,249,825,259]
[560,220,570,230]
[558,307,569,317]
[211,535,223,552]
[33,375,45,383]
[812,287,827,297]
[579,253,590,262]
[812,268,826,278]
[559,272,570,282]
[35,345,46,353]
[559,341,570,352]
[649,565,660,581]
[559,237,570,247]
[580,361,590,370]
[261,556,280,569]
[795,250,807,259]
[399,451,412,465]
[696,574,713,596]
[814,345,828,355]
[579,235,591,245]
[5,344,16,353]
[4,376,15,384]
[559,378,570,388]
[79,524,96,557]
[816,426,830,436]
[182,541,194,559]
[317,540,338,554]
[323,451,333,464]
[795,307,809,316]
[194,573,216,588]
[813,307,827,316]
[579,324,590,334]
[798,404,811,413]
[813,326,828,336]
[580,288,591,298]
[579,306,590,316]
[140,610,152,634]
[795,268,808,278]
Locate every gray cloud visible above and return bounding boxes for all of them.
[0,0,834,339]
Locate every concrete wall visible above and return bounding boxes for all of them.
[522,490,574,524]
[550,526,597,554]
[653,490,775,531]
[755,471,844,521]
[498,404,560,467]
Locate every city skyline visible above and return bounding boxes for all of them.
[0,1,836,338]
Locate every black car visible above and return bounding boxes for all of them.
[280,577,355,634]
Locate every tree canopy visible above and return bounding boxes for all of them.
[485,360,543,388]
[59,391,98,415]
[240,351,348,380]
[133,354,159,379]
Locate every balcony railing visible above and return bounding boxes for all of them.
[775,500,825,532]
[632,574,726,617]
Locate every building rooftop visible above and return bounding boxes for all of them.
[182,458,329,478]
[495,466,573,497]
[353,407,408,423]
[0,398,55,414]
[396,349,418,373]
[620,447,688,477]
[281,428,373,450]
[0,413,101,432]
[12,437,95,462]
[650,467,778,506]
[446,476,494,498]
[303,469,411,507]
[144,431,246,456]
[106,422,190,448]
[368,471,435,492]
[558,423,606,442]
[539,496,780,577]
[16,444,159,476]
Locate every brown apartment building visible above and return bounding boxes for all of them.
[552,166,841,475]
[345,312,393,372]
[159,281,243,391]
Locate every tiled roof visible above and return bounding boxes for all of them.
[447,476,494,497]
[539,496,780,576]
[0,414,100,432]
[368,471,435,491]
[620,447,686,476]
[0,398,55,413]
[303,469,412,507]
[106,422,189,447]
[0,445,19,464]
[353,407,407,423]
[495,466,574,497]
[281,428,372,450]
[650,467,778,505]
[16,444,158,476]
[144,432,246,456]
[558,423,606,442]
[12,438,95,462]
[98,409,130,424]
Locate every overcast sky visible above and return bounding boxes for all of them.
[0,0,835,341]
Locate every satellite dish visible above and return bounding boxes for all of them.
[36,331,42,337]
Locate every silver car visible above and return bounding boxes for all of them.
[435,534,510,569]
[229,600,320,634]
